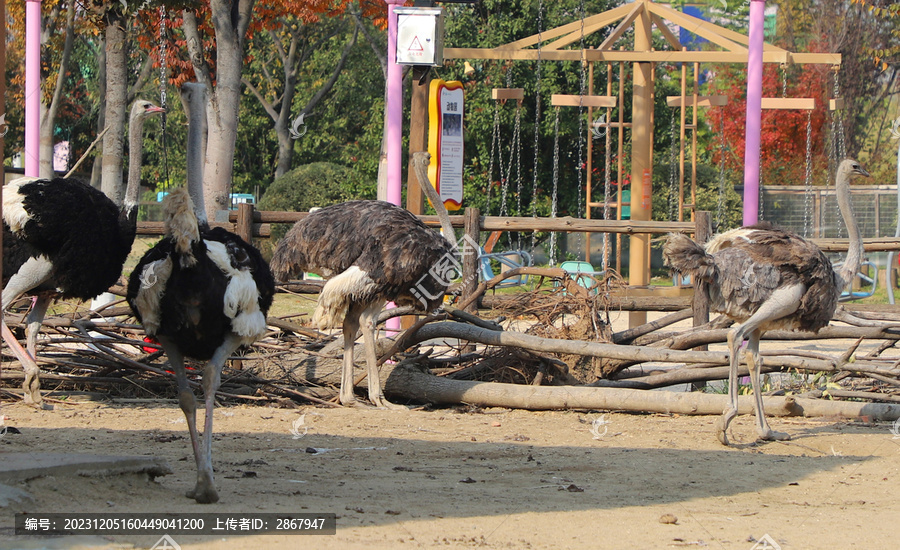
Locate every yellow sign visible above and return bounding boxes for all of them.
[427,79,464,211]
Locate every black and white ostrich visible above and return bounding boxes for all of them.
[1,99,164,407]
[663,159,870,445]
[270,152,456,409]
[127,83,275,503]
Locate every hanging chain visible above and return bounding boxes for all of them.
[574,0,587,256]
[550,108,561,266]
[781,63,787,98]
[158,6,170,192]
[832,68,845,238]
[668,109,678,222]
[486,102,500,215]
[802,110,814,238]
[511,103,523,251]
[715,115,728,232]
[602,107,612,270]
[530,0,544,252]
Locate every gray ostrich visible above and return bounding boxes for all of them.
[1,99,164,407]
[270,152,456,409]
[663,159,870,445]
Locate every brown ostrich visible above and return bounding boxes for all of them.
[270,152,456,409]
[663,159,870,445]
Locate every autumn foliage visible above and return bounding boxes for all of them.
[705,48,834,187]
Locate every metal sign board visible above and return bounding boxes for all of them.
[396,7,444,66]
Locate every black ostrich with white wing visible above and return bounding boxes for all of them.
[127,82,275,503]
[663,159,870,445]
[270,152,456,409]
[1,99,164,407]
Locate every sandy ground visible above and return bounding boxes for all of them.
[0,399,898,550]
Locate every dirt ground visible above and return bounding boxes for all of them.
[0,398,898,550]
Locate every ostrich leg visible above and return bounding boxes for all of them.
[25,294,51,359]
[716,329,741,446]
[747,330,790,442]
[340,309,363,407]
[359,304,406,410]
[159,336,207,502]
[1,321,47,408]
[716,285,803,445]
[191,333,242,505]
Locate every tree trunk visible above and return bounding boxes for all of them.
[198,0,256,223]
[381,364,900,420]
[90,36,106,189]
[101,10,127,206]
[38,0,75,179]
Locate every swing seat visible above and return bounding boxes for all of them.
[557,261,605,294]
[834,260,878,301]
[478,250,533,288]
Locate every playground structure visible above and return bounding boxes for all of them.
[436,0,842,327]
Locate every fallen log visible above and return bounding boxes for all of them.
[381,363,900,420]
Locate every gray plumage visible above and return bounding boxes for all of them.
[270,152,455,408]
[663,159,870,444]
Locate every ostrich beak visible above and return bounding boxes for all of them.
[147,106,166,114]
[855,166,871,178]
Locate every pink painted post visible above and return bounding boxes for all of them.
[386,0,404,206]
[385,0,404,332]
[25,0,41,177]
[742,0,765,226]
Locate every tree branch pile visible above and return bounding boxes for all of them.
[2,281,900,422]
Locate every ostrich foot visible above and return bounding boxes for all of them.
[186,484,219,504]
[370,396,409,411]
[757,428,791,442]
[715,409,737,446]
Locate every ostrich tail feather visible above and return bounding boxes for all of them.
[163,187,200,267]
[662,233,718,282]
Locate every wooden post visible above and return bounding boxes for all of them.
[462,207,481,313]
[406,66,431,215]
[236,202,254,242]
[691,211,711,391]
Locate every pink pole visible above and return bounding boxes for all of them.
[25,0,41,177]
[385,0,404,332]
[385,0,404,206]
[742,0,765,226]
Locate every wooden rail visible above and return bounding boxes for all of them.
[135,204,900,256]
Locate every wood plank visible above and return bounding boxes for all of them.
[666,95,728,108]
[495,3,635,51]
[491,88,524,101]
[551,94,617,108]
[830,98,845,110]
[650,13,682,51]
[444,47,841,65]
[761,98,816,110]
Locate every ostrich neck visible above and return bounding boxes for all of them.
[836,174,862,289]
[412,154,456,245]
[124,115,144,212]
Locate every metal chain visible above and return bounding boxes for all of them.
[781,63,787,98]
[158,6,170,192]
[575,0,587,256]
[668,109,678,222]
[832,68,845,238]
[550,108,561,266]
[486,102,500,215]
[511,103,523,250]
[602,110,612,270]
[530,0,544,252]
[802,110,814,238]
